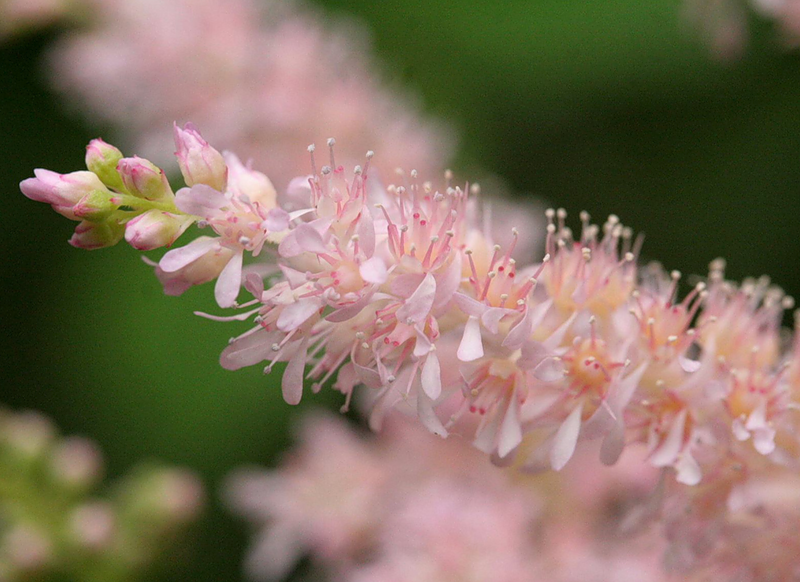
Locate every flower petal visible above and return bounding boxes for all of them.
[650,409,687,468]
[453,292,486,318]
[354,362,384,390]
[277,299,320,331]
[396,273,436,325]
[457,316,484,362]
[281,339,308,405]
[600,419,626,466]
[533,357,565,382]
[175,184,227,217]
[325,289,377,323]
[753,427,776,455]
[481,307,510,334]
[675,451,701,486]
[433,255,462,311]
[550,402,583,470]
[279,265,308,289]
[220,329,281,370]
[417,387,448,438]
[159,236,218,272]
[420,351,442,400]
[359,257,387,284]
[497,391,523,458]
[356,208,376,258]
[294,222,328,254]
[214,251,244,308]
[263,208,290,232]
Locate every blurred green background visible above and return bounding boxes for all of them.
[2,0,800,580]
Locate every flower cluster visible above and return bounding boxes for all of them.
[225,413,668,582]
[20,125,800,580]
[1,0,453,186]
[0,407,203,581]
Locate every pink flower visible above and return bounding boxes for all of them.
[347,482,541,582]
[155,125,289,307]
[155,237,237,299]
[218,145,476,419]
[224,414,391,580]
[45,0,454,186]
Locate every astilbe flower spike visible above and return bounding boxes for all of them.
[19,124,800,581]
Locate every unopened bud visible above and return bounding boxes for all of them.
[50,436,104,490]
[117,156,173,201]
[69,220,125,250]
[124,210,192,251]
[173,123,227,191]
[85,139,125,191]
[157,469,204,522]
[20,169,109,220]
[3,411,55,460]
[1,526,52,573]
[69,502,116,551]
[121,467,204,530]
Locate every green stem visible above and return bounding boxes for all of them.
[112,193,181,214]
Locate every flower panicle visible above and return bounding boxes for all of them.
[20,126,800,579]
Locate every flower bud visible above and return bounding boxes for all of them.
[1,526,52,574]
[3,411,55,460]
[117,156,173,201]
[124,210,192,251]
[50,437,104,491]
[73,189,116,222]
[69,220,125,250]
[69,502,116,552]
[85,139,125,191]
[153,469,205,523]
[173,123,227,191]
[20,169,109,220]
[117,466,204,536]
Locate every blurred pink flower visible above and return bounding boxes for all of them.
[44,0,454,187]
[225,412,675,582]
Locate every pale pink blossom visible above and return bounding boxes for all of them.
[346,482,542,582]
[224,414,393,580]
[155,125,289,306]
[145,237,235,296]
[221,146,471,416]
[226,413,678,582]
[44,0,454,186]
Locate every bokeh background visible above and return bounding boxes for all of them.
[2,0,800,579]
